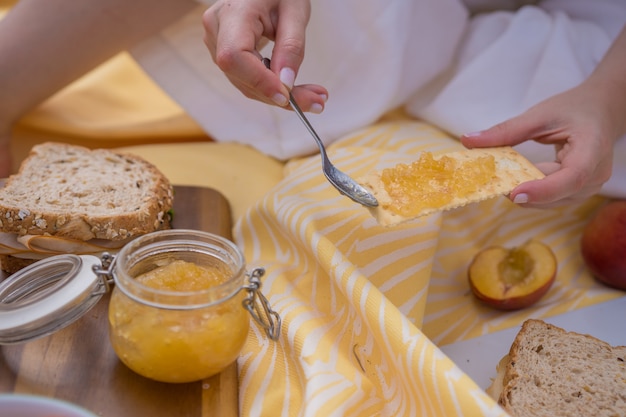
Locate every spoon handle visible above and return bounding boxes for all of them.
[261,58,378,208]
[287,93,328,157]
[262,58,328,159]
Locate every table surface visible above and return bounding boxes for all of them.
[0,185,238,417]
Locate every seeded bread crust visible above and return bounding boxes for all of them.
[490,319,626,417]
[0,142,173,241]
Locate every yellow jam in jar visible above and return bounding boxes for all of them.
[108,259,250,383]
[380,152,496,217]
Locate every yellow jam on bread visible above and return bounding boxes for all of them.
[108,260,249,383]
[380,152,496,217]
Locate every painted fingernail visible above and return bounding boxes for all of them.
[309,103,323,114]
[272,93,288,107]
[513,193,529,204]
[279,67,295,89]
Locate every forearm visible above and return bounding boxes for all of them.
[0,0,197,128]
[584,24,626,141]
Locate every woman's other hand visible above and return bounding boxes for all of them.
[462,86,614,207]
[462,26,626,208]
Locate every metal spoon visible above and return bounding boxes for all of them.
[262,59,378,207]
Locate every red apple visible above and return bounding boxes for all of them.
[468,240,557,310]
[580,200,626,290]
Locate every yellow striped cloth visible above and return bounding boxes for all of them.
[233,120,623,416]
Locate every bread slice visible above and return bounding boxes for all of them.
[487,319,626,417]
[0,142,174,272]
[357,147,544,226]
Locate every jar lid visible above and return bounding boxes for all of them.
[0,254,105,344]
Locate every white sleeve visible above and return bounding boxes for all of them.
[129,0,468,160]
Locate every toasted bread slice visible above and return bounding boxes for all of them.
[358,147,543,226]
[488,319,626,417]
[0,142,173,241]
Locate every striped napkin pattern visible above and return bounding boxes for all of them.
[233,120,620,417]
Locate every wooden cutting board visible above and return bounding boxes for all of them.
[0,185,239,417]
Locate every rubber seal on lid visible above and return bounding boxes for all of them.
[0,254,104,344]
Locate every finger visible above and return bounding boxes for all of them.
[203,6,290,106]
[534,161,562,176]
[511,160,597,206]
[290,84,328,113]
[513,194,590,210]
[270,1,310,89]
[461,109,547,149]
[202,7,219,59]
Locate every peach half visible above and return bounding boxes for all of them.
[468,240,557,310]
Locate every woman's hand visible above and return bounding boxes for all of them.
[462,26,626,208]
[462,82,618,208]
[202,0,328,113]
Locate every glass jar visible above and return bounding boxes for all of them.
[107,229,279,383]
[0,229,280,384]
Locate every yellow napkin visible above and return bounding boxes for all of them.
[233,120,622,416]
[235,122,507,416]
[17,52,203,138]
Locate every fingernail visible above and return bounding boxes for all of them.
[310,103,323,114]
[463,131,482,138]
[513,193,529,204]
[279,67,295,89]
[320,94,328,102]
[272,93,288,107]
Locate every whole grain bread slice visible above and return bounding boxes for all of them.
[357,146,544,226]
[0,142,173,241]
[488,319,626,417]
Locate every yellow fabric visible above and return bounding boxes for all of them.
[17,52,203,138]
[231,120,623,416]
[424,193,622,345]
[11,52,209,170]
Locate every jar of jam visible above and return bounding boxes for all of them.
[0,230,280,384]
[107,229,281,383]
